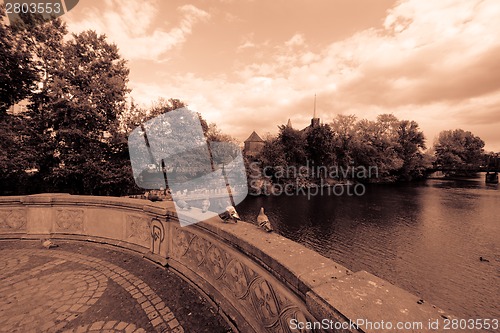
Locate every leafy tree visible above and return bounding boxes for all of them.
[394,120,426,180]
[47,31,130,194]
[35,30,131,194]
[0,6,37,115]
[0,114,37,194]
[119,98,187,135]
[350,117,402,181]
[256,135,287,182]
[482,152,500,170]
[259,135,286,170]
[434,129,485,174]
[123,98,238,191]
[5,12,69,192]
[331,115,357,175]
[205,122,235,143]
[306,124,335,170]
[277,125,306,166]
[0,7,38,194]
[5,11,132,195]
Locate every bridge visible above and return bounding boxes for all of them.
[0,194,452,332]
[426,166,500,173]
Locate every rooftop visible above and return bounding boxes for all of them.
[244,131,264,142]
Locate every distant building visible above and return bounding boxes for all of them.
[243,96,321,157]
[300,116,321,134]
[243,131,265,157]
[301,94,321,133]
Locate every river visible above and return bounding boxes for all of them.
[237,175,499,321]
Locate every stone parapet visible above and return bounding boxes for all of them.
[0,194,450,333]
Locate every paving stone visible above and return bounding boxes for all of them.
[147,311,159,320]
[167,318,180,329]
[124,323,137,333]
[155,302,166,310]
[103,321,116,329]
[150,316,164,327]
[75,324,89,333]
[90,320,105,330]
[0,241,230,333]
[115,321,128,330]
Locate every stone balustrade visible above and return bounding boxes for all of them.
[0,194,450,333]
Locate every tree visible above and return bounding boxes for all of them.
[119,98,187,135]
[0,5,36,115]
[394,120,426,180]
[205,122,235,142]
[277,125,306,166]
[434,129,485,174]
[305,124,334,171]
[259,135,286,170]
[5,12,70,193]
[0,114,37,194]
[123,98,238,191]
[256,135,287,182]
[7,12,132,194]
[331,115,357,175]
[37,30,130,194]
[0,7,38,193]
[349,116,402,181]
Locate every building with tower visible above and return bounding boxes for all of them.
[242,95,320,157]
[243,131,265,157]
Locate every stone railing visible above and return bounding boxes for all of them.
[0,194,450,333]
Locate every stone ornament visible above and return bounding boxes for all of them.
[0,209,27,231]
[126,215,151,243]
[171,227,317,333]
[55,209,84,233]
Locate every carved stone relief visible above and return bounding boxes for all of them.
[126,215,150,244]
[150,218,165,255]
[55,209,84,232]
[0,209,27,231]
[171,226,319,333]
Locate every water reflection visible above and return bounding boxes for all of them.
[237,177,499,320]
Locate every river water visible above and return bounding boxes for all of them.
[237,175,499,320]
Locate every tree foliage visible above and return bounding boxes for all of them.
[0,7,39,193]
[258,114,429,183]
[1,13,135,195]
[258,135,286,175]
[395,120,426,180]
[0,6,37,115]
[306,124,334,167]
[277,125,306,166]
[434,129,485,173]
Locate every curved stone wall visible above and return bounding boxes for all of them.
[0,194,450,333]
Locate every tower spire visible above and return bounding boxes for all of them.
[313,94,317,119]
[311,94,320,128]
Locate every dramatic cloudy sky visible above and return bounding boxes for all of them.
[63,0,500,151]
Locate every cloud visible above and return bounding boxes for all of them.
[237,33,256,51]
[65,1,210,61]
[284,33,305,47]
[93,0,500,150]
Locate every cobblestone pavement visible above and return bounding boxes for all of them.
[0,240,232,333]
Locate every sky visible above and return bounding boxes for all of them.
[62,0,500,151]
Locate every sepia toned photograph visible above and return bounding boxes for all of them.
[0,0,499,332]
